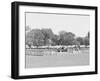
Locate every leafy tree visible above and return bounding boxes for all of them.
[72,39,80,49]
[87,32,90,38]
[26,29,44,48]
[41,28,54,45]
[25,38,33,48]
[84,32,90,46]
[76,37,84,45]
[84,37,89,46]
[51,35,60,45]
[59,31,75,45]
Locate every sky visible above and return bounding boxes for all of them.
[26,12,90,37]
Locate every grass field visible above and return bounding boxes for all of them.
[25,48,89,68]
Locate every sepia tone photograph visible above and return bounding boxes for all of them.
[25,12,90,68]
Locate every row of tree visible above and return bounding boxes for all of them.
[26,26,90,48]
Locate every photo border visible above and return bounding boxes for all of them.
[11,1,98,79]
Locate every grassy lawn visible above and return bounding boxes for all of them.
[25,48,89,68]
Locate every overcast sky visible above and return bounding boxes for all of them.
[26,12,90,37]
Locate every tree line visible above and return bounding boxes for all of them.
[26,26,89,48]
